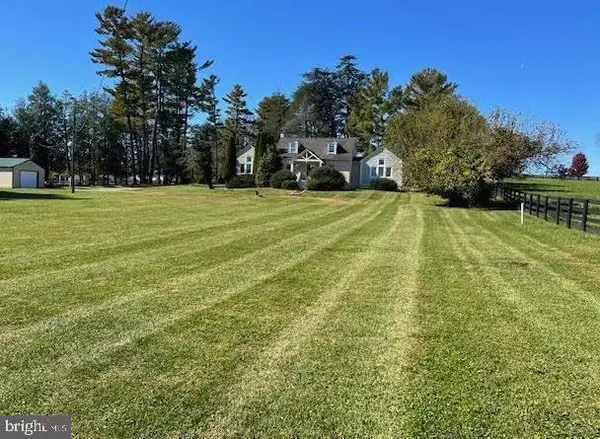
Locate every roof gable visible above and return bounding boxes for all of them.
[0,158,31,168]
[236,145,254,159]
[277,137,357,161]
[361,147,400,162]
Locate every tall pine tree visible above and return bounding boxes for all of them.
[223,84,253,181]
[198,74,221,183]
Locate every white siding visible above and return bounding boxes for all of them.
[12,161,44,187]
[236,147,255,175]
[0,170,13,188]
[360,148,402,188]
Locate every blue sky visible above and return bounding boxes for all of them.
[1,0,599,172]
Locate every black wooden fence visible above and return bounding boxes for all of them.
[497,185,600,234]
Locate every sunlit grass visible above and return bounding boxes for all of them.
[2,186,600,437]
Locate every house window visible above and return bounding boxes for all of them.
[327,142,337,154]
[245,156,252,174]
[374,158,392,178]
[239,163,245,174]
[288,141,298,154]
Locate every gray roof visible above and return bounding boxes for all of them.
[236,145,254,158]
[277,137,358,162]
[0,158,31,168]
[361,147,387,162]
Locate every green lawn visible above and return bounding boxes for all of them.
[507,176,600,199]
[2,186,600,437]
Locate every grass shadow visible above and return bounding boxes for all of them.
[0,191,75,201]
[435,198,519,211]
[504,181,568,193]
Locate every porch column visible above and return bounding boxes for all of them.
[290,161,294,172]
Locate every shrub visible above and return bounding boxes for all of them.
[370,178,398,191]
[226,174,256,189]
[443,180,492,207]
[270,170,296,188]
[281,180,299,190]
[305,167,346,191]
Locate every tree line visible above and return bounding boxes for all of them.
[0,4,576,203]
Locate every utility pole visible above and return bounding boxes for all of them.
[70,98,76,194]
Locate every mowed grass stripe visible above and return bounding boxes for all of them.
[454,209,600,326]
[198,201,425,438]
[0,193,396,418]
[0,195,370,327]
[0,199,329,280]
[0,200,345,333]
[468,209,600,296]
[69,193,403,438]
[0,186,370,260]
[404,207,543,437]
[0,199,321,274]
[196,195,407,437]
[0,187,342,251]
[411,207,600,437]
[449,210,600,434]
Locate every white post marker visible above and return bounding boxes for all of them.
[520,202,525,224]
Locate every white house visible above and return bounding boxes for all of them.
[236,145,254,175]
[359,147,403,188]
[0,158,45,188]
[236,138,403,189]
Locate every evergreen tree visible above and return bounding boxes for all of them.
[347,69,392,151]
[335,55,367,136]
[91,6,211,184]
[255,143,280,187]
[253,130,278,186]
[190,123,214,188]
[256,93,290,139]
[13,82,61,176]
[403,68,458,111]
[223,133,237,182]
[223,84,253,147]
[0,109,28,158]
[223,84,253,181]
[199,74,221,182]
[90,6,137,182]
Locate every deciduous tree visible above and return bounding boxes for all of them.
[570,152,589,178]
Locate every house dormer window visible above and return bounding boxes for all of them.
[327,142,337,154]
[288,141,298,154]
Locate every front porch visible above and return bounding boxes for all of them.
[290,149,323,181]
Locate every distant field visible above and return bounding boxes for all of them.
[2,186,600,437]
[507,176,600,199]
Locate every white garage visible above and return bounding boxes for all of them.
[0,158,45,188]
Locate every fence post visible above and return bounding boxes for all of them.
[567,198,574,229]
[556,197,561,225]
[536,194,541,217]
[529,194,533,215]
[544,196,549,221]
[582,200,589,232]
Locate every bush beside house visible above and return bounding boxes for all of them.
[281,180,299,190]
[306,167,346,191]
[370,178,398,191]
[270,170,296,188]
[226,174,256,188]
